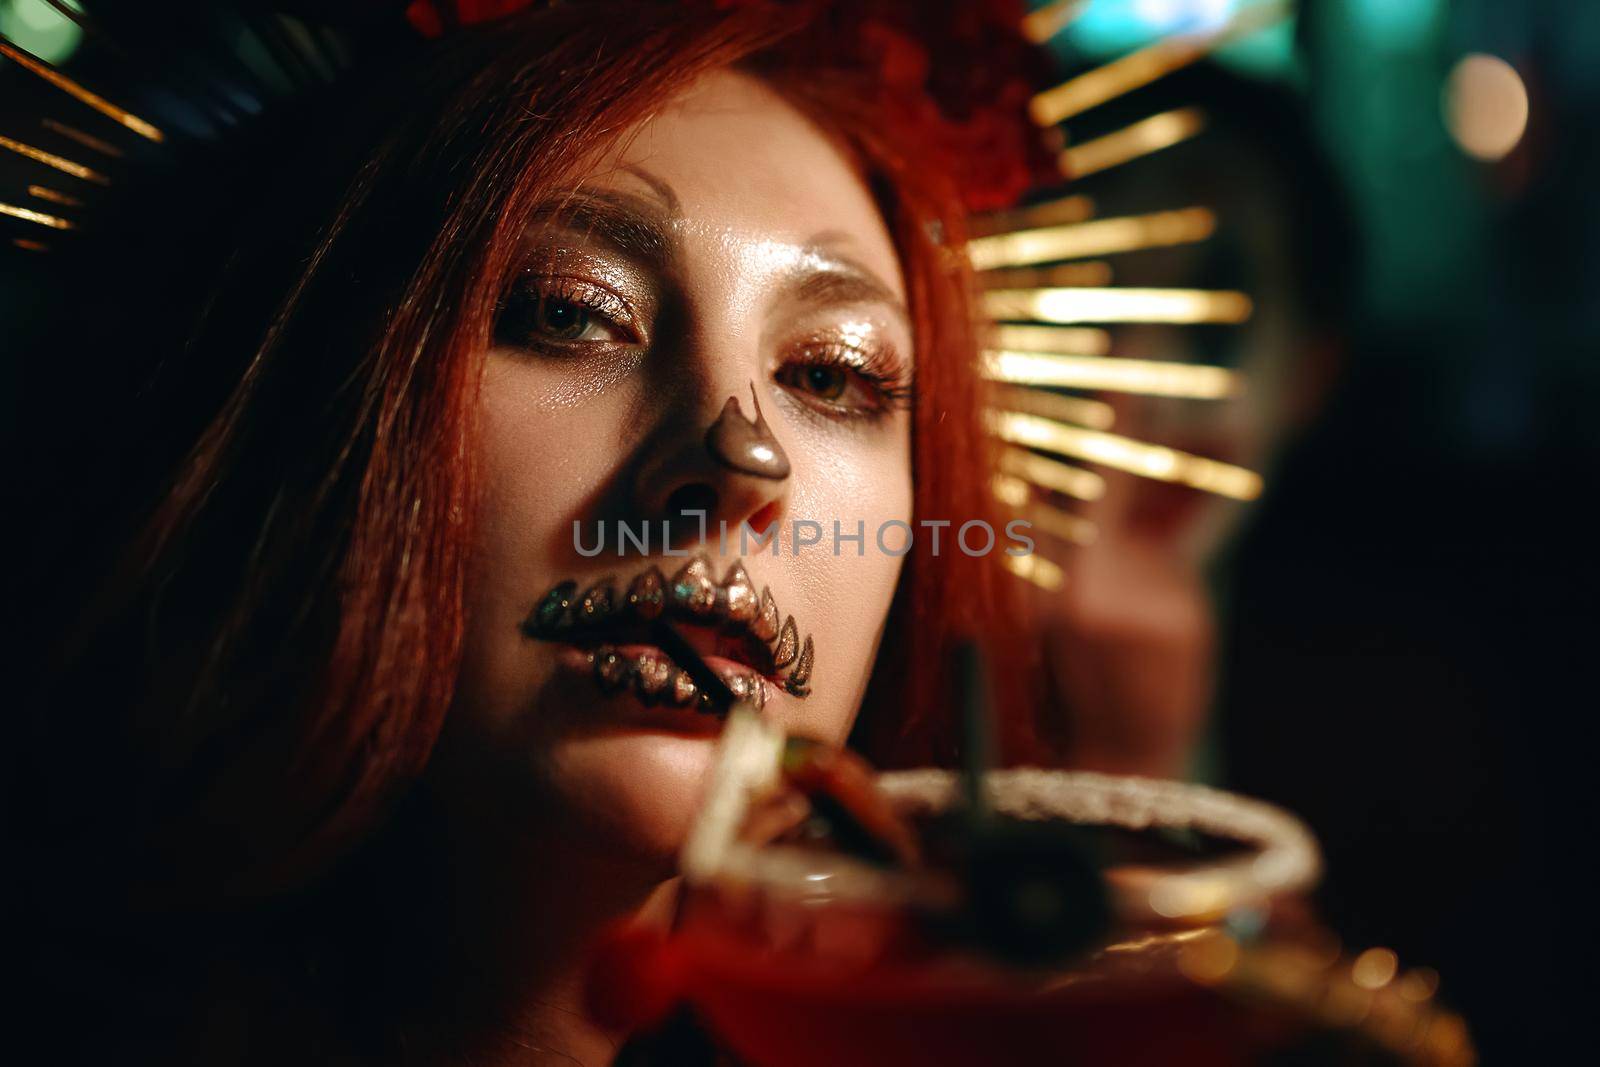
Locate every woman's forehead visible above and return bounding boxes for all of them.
[562,70,907,300]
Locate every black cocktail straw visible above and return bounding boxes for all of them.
[651,618,738,714]
[954,640,995,822]
[949,640,1112,967]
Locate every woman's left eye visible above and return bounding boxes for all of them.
[794,365,850,400]
[494,277,634,349]
[775,344,912,418]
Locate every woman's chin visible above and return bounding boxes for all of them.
[543,729,725,863]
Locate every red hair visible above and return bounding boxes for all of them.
[24,1,1043,901]
[755,66,1044,767]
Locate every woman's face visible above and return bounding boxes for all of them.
[437,71,914,865]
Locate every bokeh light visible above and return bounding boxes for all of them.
[1351,946,1400,990]
[1049,0,1299,80]
[1068,0,1235,51]
[1443,53,1529,162]
[0,0,84,65]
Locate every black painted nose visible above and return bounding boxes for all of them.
[631,384,790,545]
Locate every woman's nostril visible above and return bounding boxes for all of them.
[747,500,781,537]
[665,483,718,523]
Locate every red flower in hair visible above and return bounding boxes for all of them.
[399,0,1058,211]
[403,0,533,36]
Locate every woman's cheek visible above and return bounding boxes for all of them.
[453,360,631,733]
[774,422,911,745]
[781,420,912,611]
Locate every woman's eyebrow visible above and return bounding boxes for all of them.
[785,248,912,332]
[526,190,676,269]
[619,164,681,214]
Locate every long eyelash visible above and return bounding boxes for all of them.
[540,278,631,326]
[494,274,634,347]
[794,340,916,415]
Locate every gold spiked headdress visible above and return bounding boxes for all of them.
[1,0,1288,592]
[978,2,1291,590]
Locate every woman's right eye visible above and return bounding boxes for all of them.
[494,277,636,349]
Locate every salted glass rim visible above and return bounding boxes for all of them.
[681,713,1322,924]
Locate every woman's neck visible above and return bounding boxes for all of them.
[391,792,679,1067]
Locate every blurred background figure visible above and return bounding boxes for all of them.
[1016,2,1587,1061]
[1037,62,1353,782]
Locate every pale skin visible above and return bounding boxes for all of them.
[421,71,915,1063]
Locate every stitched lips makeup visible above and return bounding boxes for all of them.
[521,554,814,716]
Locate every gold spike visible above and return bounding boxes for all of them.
[1023,494,1099,546]
[990,411,1263,500]
[11,237,50,252]
[1059,107,1206,179]
[989,323,1112,357]
[1021,0,1090,45]
[986,350,1240,399]
[1,199,75,230]
[1028,503,1097,547]
[979,262,1114,290]
[1029,1,1291,125]
[992,383,1115,430]
[27,184,83,207]
[991,472,1029,507]
[0,134,111,185]
[983,287,1253,325]
[971,193,1094,238]
[998,445,1106,501]
[971,207,1215,271]
[42,117,126,159]
[0,36,166,144]
[993,477,1097,558]
[1003,551,1065,592]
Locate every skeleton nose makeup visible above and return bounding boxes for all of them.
[706,383,791,480]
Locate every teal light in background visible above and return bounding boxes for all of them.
[1308,0,1483,325]
[1048,0,1299,81]
[0,0,84,65]
[1346,0,1443,52]
[1214,17,1298,80]
[1063,0,1235,53]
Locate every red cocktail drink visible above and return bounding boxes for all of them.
[593,718,1472,1066]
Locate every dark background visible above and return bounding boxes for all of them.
[1037,3,1590,1062]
